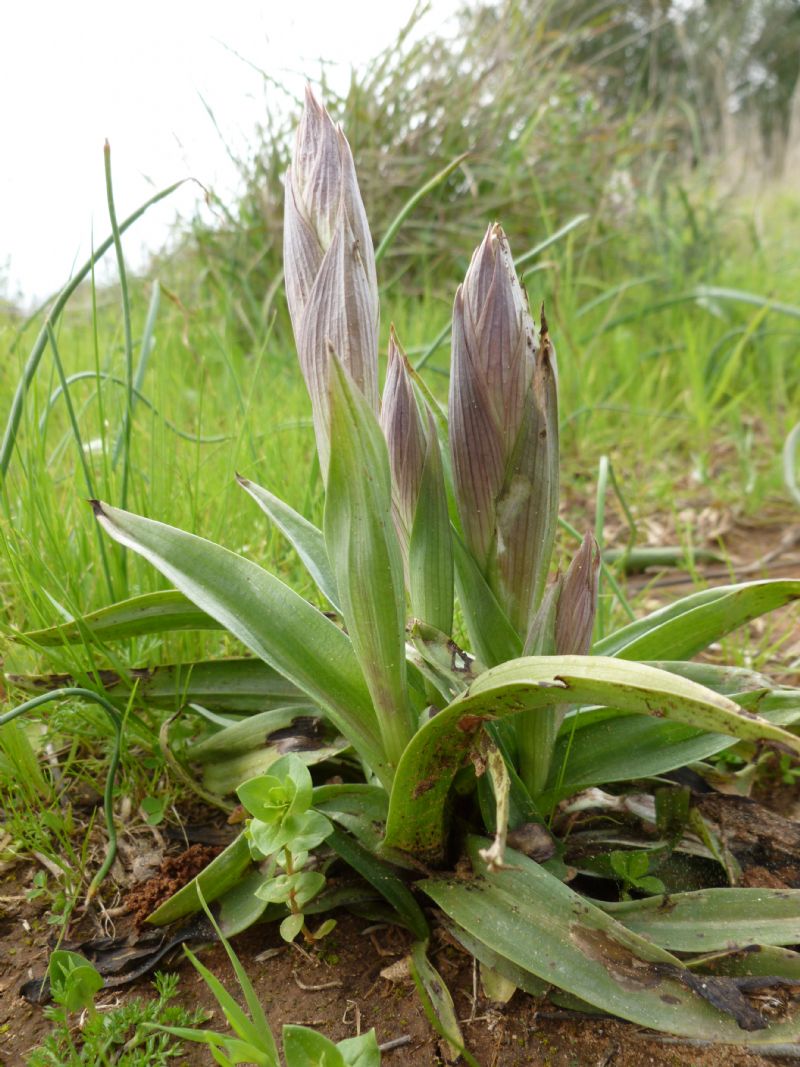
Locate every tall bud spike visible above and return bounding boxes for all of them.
[284,86,379,477]
[449,223,559,637]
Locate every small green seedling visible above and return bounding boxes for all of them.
[608,850,666,899]
[48,950,104,1015]
[238,754,336,944]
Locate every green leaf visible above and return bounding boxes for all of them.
[409,941,465,1064]
[601,889,800,951]
[327,825,429,940]
[384,656,800,863]
[289,811,334,852]
[237,476,340,611]
[147,833,253,925]
[312,783,390,854]
[8,657,309,715]
[444,920,550,997]
[334,1030,381,1067]
[453,529,521,667]
[689,945,800,980]
[238,774,297,824]
[280,913,306,944]
[595,579,800,660]
[48,951,103,1013]
[422,838,800,1041]
[216,871,276,937]
[196,886,277,1059]
[187,706,324,761]
[282,1025,346,1067]
[408,417,454,635]
[324,357,415,770]
[91,500,388,785]
[20,589,218,645]
[542,692,800,805]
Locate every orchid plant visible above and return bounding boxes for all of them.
[13,87,800,1047]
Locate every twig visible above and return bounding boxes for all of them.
[292,971,342,992]
[378,1035,412,1052]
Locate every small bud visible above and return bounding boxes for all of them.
[555,532,600,655]
[380,330,427,549]
[450,223,559,636]
[381,330,453,635]
[284,86,379,477]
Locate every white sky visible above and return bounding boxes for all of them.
[2,1,462,305]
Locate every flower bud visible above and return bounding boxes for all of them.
[284,86,379,476]
[380,330,427,549]
[449,223,559,636]
[555,531,600,656]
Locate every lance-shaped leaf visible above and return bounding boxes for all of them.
[595,578,800,660]
[601,888,800,952]
[449,224,558,636]
[284,87,379,477]
[383,656,800,863]
[236,475,339,610]
[90,501,389,785]
[8,658,308,714]
[324,357,416,773]
[422,839,800,1041]
[20,589,219,646]
[539,691,800,806]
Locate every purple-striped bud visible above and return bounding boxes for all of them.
[284,86,379,476]
[449,223,559,636]
[380,330,427,549]
[555,532,600,656]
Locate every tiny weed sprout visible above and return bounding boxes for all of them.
[7,88,800,1051]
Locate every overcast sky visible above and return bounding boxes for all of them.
[2,1,461,305]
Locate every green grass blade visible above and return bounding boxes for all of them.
[0,178,187,478]
[103,142,135,511]
[374,152,468,266]
[45,325,115,601]
[40,371,228,444]
[112,280,160,468]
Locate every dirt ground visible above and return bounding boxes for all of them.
[1,510,799,1066]
[3,877,799,1067]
